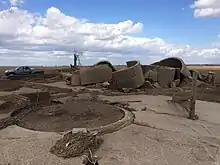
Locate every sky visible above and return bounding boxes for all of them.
[0,0,220,66]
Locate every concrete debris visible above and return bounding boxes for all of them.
[152,57,191,78]
[67,57,215,91]
[52,96,73,104]
[71,70,81,86]
[122,88,132,93]
[147,69,158,82]
[0,100,6,109]
[80,65,112,85]
[170,81,176,88]
[143,81,154,89]
[157,67,176,87]
[101,82,110,87]
[76,93,93,101]
[152,82,161,88]
[68,64,113,86]
[95,61,116,72]
[111,61,145,89]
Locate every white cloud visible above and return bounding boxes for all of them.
[9,0,24,6]
[192,0,220,17]
[0,6,220,65]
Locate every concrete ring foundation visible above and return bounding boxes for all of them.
[16,100,133,133]
[110,60,145,89]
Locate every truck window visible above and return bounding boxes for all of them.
[24,66,30,70]
[17,67,23,71]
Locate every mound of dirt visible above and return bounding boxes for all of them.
[17,100,124,132]
[50,131,103,158]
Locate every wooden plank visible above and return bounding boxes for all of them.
[189,71,198,120]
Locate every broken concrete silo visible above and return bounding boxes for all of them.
[110,60,145,89]
[79,64,113,85]
[141,65,177,88]
[151,57,191,79]
[95,60,116,72]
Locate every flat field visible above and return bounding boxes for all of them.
[1,65,220,83]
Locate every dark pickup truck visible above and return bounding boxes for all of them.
[5,66,44,76]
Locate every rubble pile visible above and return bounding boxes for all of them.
[110,60,145,90]
[66,57,215,92]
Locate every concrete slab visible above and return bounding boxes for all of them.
[52,96,73,104]
[0,126,80,165]
[99,95,189,117]
[1,124,220,165]
[42,81,86,92]
[1,94,220,165]
[97,124,220,165]
[99,95,220,124]
[134,110,220,137]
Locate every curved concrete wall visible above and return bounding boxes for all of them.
[152,57,191,78]
[70,70,81,86]
[95,60,116,72]
[80,65,113,85]
[111,60,145,89]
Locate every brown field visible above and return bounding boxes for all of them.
[188,65,220,70]
[1,65,220,81]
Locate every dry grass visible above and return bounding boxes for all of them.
[188,66,220,71]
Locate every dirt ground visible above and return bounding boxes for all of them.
[17,100,124,132]
[1,65,220,164]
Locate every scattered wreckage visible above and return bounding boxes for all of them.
[66,57,215,92]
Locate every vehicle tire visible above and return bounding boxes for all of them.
[8,73,15,76]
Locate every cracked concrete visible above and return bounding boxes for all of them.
[1,94,220,165]
[97,94,220,165]
[97,124,220,165]
[0,126,81,165]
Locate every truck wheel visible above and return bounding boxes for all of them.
[8,73,15,76]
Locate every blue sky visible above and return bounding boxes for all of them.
[0,0,220,65]
[21,0,220,47]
